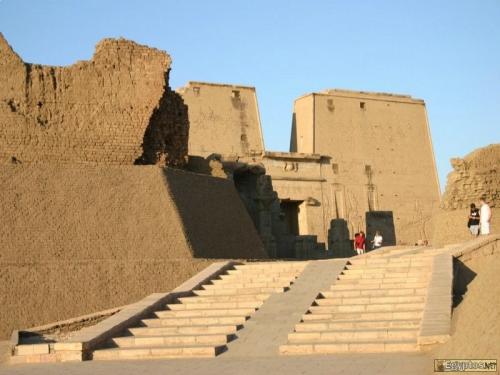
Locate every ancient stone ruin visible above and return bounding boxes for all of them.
[0,33,188,167]
[0,35,265,340]
[432,143,499,245]
[440,144,499,210]
[180,82,442,251]
[1,34,499,369]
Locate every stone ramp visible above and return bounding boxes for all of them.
[91,262,308,361]
[222,259,347,358]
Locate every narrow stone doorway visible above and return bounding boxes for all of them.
[280,200,303,235]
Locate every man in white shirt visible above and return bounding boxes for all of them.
[372,231,383,250]
[479,197,492,235]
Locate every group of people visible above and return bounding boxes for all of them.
[353,230,383,255]
[351,197,492,257]
[468,197,492,236]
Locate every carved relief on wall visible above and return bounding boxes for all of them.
[398,199,433,242]
[283,161,299,172]
[329,183,344,219]
[329,183,365,237]
[305,197,320,206]
[366,184,379,212]
[345,190,365,235]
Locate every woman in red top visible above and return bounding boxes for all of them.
[354,231,366,255]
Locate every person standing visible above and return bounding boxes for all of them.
[479,197,492,235]
[468,203,480,236]
[372,231,383,250]
[354,231,366,255]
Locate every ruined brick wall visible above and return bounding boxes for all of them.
[0,164,266,339]
[440,144,499,210]
[0,33,188,166]
[432,144,499,245]
[0,37,267,339]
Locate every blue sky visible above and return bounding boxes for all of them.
[1,0,499,190]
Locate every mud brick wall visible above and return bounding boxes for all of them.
[432,144,499,245]
[0,164,266,339]
[0,33,188,166]
[440,144,499,210]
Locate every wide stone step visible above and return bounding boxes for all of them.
[93,345,224,360]
[315,295,425,306]
[111,334,229,347]
[155,308,255,318]
[343,266,432,273]
[288,328,418,342]
[295,319,421,331]
[335,277,429,284]
[331,282,428,290]
[320,288,427,298]
[178,294,270,303]
[231,268,305,274]
[218,275,295,282]
[129,325,239,336]
[418,249,448,254]
[338,271,430,279]
[347,261,431,268]
[302,309,422,321]
[141,316,247,327]
[202,282,291,289]
[226,270,302,276]
[308,302,424,313]
[349,257,431,265]
[234,262,308,270]
[398,254,436,258]
[167,301,262,310]
[229,268,305,274]
[193,287,287,296]
[280,339,419,354]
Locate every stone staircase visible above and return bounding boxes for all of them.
[92,261,307,360]
[280,251,435,355]
[10,237,498,364]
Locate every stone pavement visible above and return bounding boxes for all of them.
[223,259,346,358]
[0,352,431,375]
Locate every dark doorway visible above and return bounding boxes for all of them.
[366,211,396,248]
[280,200,301,235]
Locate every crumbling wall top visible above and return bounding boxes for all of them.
[441,143,500,210]
[0,34,188,166]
